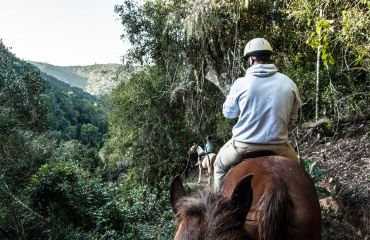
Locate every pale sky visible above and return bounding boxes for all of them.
[0,0,130,66]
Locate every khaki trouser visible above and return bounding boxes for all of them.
[214,139,299,191]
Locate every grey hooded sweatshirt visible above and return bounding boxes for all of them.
[222,64,301,144]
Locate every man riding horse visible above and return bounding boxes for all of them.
[214,38,301,192]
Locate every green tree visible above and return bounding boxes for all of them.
[80,123,100,147]
[0,41,51,188]
[1,43,48,132]
[116,0,282,96]
[0,40,114,239]
[102,67,192,186]
[284,0,370,120]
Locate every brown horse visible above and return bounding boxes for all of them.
[170,156,322,240]
[188,144,216,183]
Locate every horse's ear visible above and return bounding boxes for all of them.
[170,174,186,215]
[230,174,253,221]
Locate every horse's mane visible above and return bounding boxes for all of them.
[175,190,250,240]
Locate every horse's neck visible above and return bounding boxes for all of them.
[197,146,204,154]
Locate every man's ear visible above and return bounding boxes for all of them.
[248,56,253,67]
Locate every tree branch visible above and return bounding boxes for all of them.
[0,183,50,224]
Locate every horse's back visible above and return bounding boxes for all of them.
[222,156,322,240]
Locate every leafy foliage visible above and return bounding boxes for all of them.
[300,157,330,199]
[24,160,176,239]
[102,67,191,186]
[1,0,370,238]
[283,0,370,118]
[1,40,119,239]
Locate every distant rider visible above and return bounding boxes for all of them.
[196,136,214,166]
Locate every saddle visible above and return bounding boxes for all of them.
[200,152,213,161]
[240,149,275,161]
[225,150,276,182]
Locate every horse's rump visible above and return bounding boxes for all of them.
[201,153,216,169]
[222,156,322,240]
[171,156,322,240]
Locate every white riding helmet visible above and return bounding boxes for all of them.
[243,38,273,60]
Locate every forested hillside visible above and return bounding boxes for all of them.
[29,61,127,95]
[1,0,369,239]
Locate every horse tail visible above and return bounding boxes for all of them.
[256,182,294,240]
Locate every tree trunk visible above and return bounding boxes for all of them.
[315,7,323,121]
[204,55,232,97]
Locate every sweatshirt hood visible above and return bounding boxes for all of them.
[246,64,278,77]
